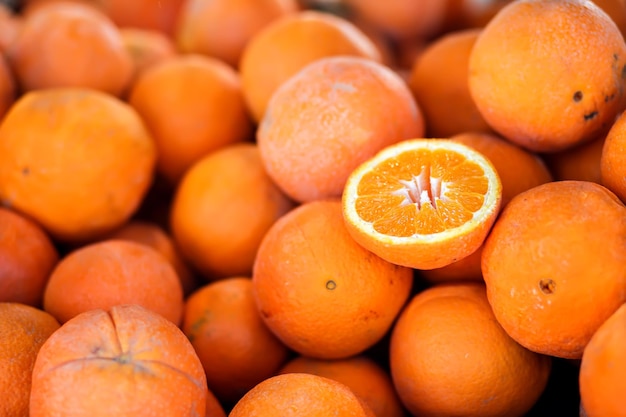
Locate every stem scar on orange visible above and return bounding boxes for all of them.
[342,138,502,270]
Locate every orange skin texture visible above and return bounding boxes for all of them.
[278,355,407,417]
[29,304,211,417]
[482,180,626,359]
[175,0,299,68]
[468,0,626,152]
[451,132,554,207]
[546,133,605,183]
[170,143,295,280]
[0,54,16,121]
[390,282,552,417]
[591,0,626,39]
[104,220,198,297]
[182,277,290,405]
[7,2,133,96]
[129,54,253,185]
[0,88,157,243]
[408,28,492,137]
[229,373,375,417]
[43,240,184,326]
[258,55,425,203]
[252,200,414,359]
[0,207,59,307]
[0,303,60,417]
[342,0,447,40]
[579,303,626,417]
[119,27,177,92]
[601,108,626,202]
[239,10,383,122]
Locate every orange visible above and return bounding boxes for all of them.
[389,282,552,417]
[0,54,15,124]
[257,55,424,203]
[408,28,492,137]
[451,131,554,207]
[252,200,414,359]
[342,0,447,41]
[0,207,59,307]
[579,303,626,417]
[239,10,382,122]
[229,373,375,417]
[182,277,290,405]
[0,302,60,417]
[29,304,213,417]
[174,0,299,68]
[545,133,605,183]
[170,143,294,280]
[342,138,502,270]
[278,355,406,417]
[468,0,626,152]
[128,54,253,185]
[119,27,177,92]
[0,87,156,243]
[104,220,197,296]
[7,2,133,96]
[482,180,626,358]
[43,239,184,325]
[601,108,626,202]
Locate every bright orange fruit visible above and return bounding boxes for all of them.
[342,138,502,270]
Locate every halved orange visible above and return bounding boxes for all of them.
[342,138,502,270]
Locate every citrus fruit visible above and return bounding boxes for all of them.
[252,199,414,359]
[468,0,626,152]
[482,180,626,358]
[29,304,213,417]
[257,55,424,203]
[390,282,552,417]
[342,138,502,270]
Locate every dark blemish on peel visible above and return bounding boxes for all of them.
[21,167,30,176]
[326,280,336,290]
[614,53,619,61]
[605,93,616,103]
[621,64,626,79]
[584,111,598,121]
[573,91,583,102]
[539,279,556,295]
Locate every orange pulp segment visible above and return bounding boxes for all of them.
[342,139,502,270]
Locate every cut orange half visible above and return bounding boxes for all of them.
[342,138,502,270]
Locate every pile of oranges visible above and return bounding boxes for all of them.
[0,0,625,416]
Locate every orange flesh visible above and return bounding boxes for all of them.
[355,148,488,236]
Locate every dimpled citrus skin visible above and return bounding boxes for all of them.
[252,200,414,359]
[257,55,424,203]
[482,180,626,359]
[469,0,626,152]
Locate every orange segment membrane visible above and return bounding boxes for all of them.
[355,148,488,236]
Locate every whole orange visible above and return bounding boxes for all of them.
[43,240,184,325]
[252,200,414,359]
[0,302,60,417]
[0,88,156,243]
[482,180,626,358]
[29,304,213,417]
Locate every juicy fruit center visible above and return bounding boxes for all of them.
[354,147,490,237]
[397,164,444,209]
